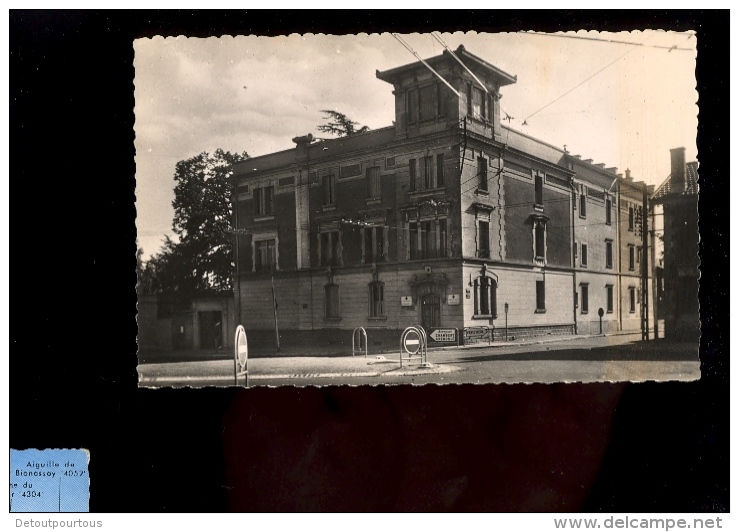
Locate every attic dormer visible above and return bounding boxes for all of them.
[376,45,517,142]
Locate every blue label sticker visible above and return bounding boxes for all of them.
[10,449,89,512]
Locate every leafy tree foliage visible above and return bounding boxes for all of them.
[317,110,370,137]
[139,149,249,297]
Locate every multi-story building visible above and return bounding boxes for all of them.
[651,147,699,341]
[230,45,652,348]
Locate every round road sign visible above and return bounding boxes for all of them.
[235,325,248,368]
[403,329,421,355]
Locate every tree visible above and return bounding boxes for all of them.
[140,149,249,298]
[317,110,370,137]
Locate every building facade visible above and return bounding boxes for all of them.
[231,46,653,348]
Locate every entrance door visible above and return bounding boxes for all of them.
[199,311,223,350]
[421,295,441,330]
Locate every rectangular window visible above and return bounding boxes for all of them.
[423,220,436,257]
[320,232,340,267]
[437,83,446,117]
[606,285,614,313]
[581,243,588,267]
[409,158,417,192]
[385,156,395,168]
[535,223,546,260]
[605,197,612,225]
[473,276,496,317]
[535,174,543,206]
[438,218,447,257]
[366,166,381,199]
[536,280,546,312]
[606,240,613,269]
[478,220,490,258]
[408,89,419,123]
[579,185,587,218]
[629,286,636,313]
[339,164,361,179]
[628,245,635,271]
[410,220,444,260]
[323,173,336,206]
[474,276,498,318]
[628,204,635,231]
[581,284,589,314]
[369,282,385,318]
[419,84,436,121]
[471,86,485,119]
[478,157,488,191]
[410,221,419,260]
[375,228,385,261]
[253,187,261,213]
[423,156,433,190]
[636,246,642,264]
[255,239,276,272]
[466,83,473,117]
[325,284,340,319]
[363,226,385,263]
[436,153,445,187]
[255,186,274,216]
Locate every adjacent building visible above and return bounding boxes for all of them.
[230,45,653,348]
[651,147,699,341]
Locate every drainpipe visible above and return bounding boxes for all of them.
[232,187,241,330]
[616,177,623,332]
[569,175,578,335]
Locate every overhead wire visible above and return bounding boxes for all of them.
[518,30,695,52]
[520,32,655,124]
[390,33,460,98]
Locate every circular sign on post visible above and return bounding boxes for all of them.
[598,308,604,318]
[235,325,248,369]
[403,329,421,355]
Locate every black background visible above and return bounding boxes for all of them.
[9,10,729,512]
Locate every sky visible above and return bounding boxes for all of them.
[134,30,698,260]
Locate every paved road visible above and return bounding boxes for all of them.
[139,333,700,387]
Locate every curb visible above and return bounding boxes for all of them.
[139,363,461,385]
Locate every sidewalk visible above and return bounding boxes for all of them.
[138,331,646,386]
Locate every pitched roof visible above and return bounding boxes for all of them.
[652,161,699,200]
[376,45,517,86]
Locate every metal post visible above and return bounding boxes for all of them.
[504,302,509,342]
[642,183,650,341]
[270,263,280,350]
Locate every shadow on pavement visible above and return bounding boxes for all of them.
[456,340,699,363]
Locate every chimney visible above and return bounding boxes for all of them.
[625,168,633,182]
[670,147,686,194]
[292,133,314,159]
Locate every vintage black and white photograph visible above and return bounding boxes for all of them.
[134,31,700,388]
